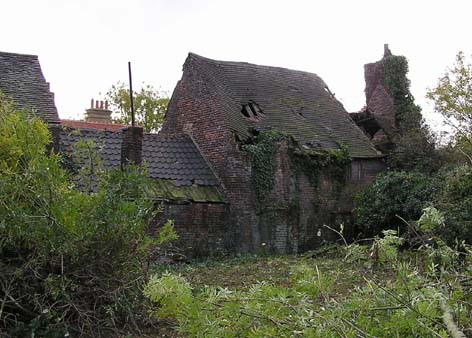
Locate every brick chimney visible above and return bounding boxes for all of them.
[85,99,112,123]
[121,126,143,166]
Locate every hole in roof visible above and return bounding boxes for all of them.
[241,102,263,120]
[241,105,251,118]
[291,107,306,119]
[324,86,335,97]
[289,85,300,93]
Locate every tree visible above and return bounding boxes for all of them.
[427,51,472,161]
[105,82,169,133]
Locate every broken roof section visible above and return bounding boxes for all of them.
[182,53,379,158]
[57,126,224,203]
[0,51,59,124]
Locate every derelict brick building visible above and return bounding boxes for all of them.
[0,50,386,255]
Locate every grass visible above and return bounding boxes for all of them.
[145,245,471,337]
[158,246,395,299]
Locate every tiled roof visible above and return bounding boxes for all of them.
[58,127,123,172]
[0,51,59,123]
[181,53,379,158]
[143,134,219,186]
[61,119,127,132]
[57,126,220,189]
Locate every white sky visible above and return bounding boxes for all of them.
[2,0,471,131]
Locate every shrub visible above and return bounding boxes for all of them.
[355,171,436,237]
[435,165,472,244]
[0,97,171,336]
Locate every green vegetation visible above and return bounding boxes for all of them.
[242,129,284,204]
[145,212,472,337]
[427,51,472,161]
[0,95,175,337]
[289,144,351,190]
[106,81,169,133]
[354,166,472,245]
[355,171,436,237]
[243,130,351,210]
[383,55,437,172]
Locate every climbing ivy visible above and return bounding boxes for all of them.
[289,144,351,189]
[242,129,351,209]
[383,55,422,127]
[382,55,437,172]
[242,129,284,203]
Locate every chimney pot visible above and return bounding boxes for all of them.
[85,98,113,123]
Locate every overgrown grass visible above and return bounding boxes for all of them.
[146,230,472,338]
[163,250,394,295]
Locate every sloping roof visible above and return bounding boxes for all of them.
[58,127,123,172]
[181,53,379,158]
[143,134,219,186]
[0,51,59,123]
[61,119,127,132]
[57,126,223,201]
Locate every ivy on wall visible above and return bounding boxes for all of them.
[242,129,284,203]
[242,130,351,208]
[382,55,437,172]
[383,55,422,128]
[289,145,351,188]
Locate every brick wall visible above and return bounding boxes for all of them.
[121,126,143,165]
[151,202,230,256]
[161,59,386,255]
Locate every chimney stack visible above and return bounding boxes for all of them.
[85,98,112,123]
[121,126,143,166]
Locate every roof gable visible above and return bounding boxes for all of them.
[0,51,59,123]
[180,53,379,158]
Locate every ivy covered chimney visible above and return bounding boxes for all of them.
[85,98,112,123]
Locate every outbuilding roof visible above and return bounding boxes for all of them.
[57,126,223,202]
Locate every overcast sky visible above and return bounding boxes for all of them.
[2,0,471,130]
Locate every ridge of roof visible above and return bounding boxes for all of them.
[60,119,127,132]
[187,52,319,77]
[0,50,38,58]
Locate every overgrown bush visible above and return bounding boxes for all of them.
[435,165,472,244]
[0,97,171,336]
[355,165,472,245]
[355,171,436,237]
